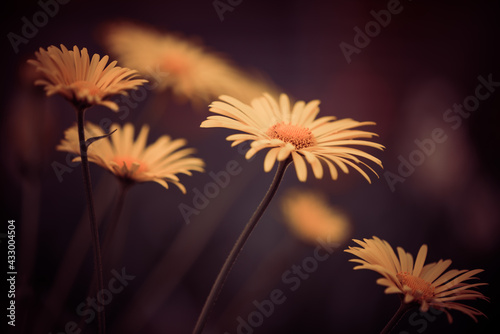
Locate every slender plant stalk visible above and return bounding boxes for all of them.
[76,106,105,334]
[380,301,414,334]
[102,181,130,256]
[78,181,129,332]
[192,158,292,334]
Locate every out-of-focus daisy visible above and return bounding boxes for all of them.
[57,122,205,193]
[101,22,276,106]
[201,93,384,182]
[28,44,146,111]
[281,189,351,245]
[345,237,488,323]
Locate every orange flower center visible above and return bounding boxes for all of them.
[397,272,435,300]
[161,54,190,76]
[71,80,103,97]
[266,122,316,149]
[112,156,148,175]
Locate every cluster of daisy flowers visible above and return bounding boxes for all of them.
[25,19,488,334]
[29,43,205,191]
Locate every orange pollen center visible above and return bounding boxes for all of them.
[71,80,103,97]
[112,156,148,175]
[397,272,435,299]
[266,122,316,149]
[161,54,190,76]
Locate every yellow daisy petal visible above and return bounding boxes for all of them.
[28,45,146,111]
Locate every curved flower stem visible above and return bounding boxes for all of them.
[380,301,415,334]
[76,107,105,334]
[192,157,292,334]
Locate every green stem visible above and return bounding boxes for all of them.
[76,107,105,334]
[380,301,415,334]
[192,158,292,334]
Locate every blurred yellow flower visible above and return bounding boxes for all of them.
[57,122,205,193]
[28,44,146,111]
[281,189,351,246]
[101,22,276,106]
[345,237,488,323]
[202,93,384,182]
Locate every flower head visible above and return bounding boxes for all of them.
[281,189,351,246]
[201,93,384,182]
[28,44,147,111]
[101,22,276,106]
[57,122,205,193]
[345,237,488,323]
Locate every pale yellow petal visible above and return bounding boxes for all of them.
[292,151,307,182]
[264,147,280,172]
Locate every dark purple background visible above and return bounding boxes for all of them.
[1,0,499,333]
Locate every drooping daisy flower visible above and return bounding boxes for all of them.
[345,236,488,323]
[201,93,384,182]
[281,189,351,246]
[57,122,205,193]
[28,44,147,111]
[101,22,276,106]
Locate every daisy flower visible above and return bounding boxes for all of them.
[57,122,205,193]
[345,236,488,323]
[28,44,146,111]
[194,94,381,333]
[281,189,351,246]
[201,93,384,182]
[101,22,276,106]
